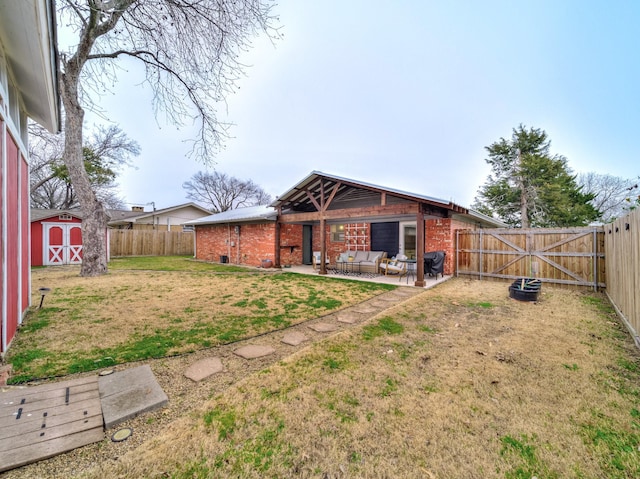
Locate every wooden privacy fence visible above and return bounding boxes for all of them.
[604,208,640,347]
[109,230,194,257]
[456,227,605,289]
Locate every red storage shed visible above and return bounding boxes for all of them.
[31,210,84,266]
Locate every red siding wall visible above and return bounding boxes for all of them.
[30,215,82,267]
[5,132,20,350]
[0,118,3,351]
[21,156,29,313]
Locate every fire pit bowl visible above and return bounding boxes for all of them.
[509,278,541,302]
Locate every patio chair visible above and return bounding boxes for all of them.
[379,254,408,277]
[312,251,330,270]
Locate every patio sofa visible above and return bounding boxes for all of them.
[336,250,387,274]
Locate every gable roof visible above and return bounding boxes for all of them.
[187,205,278,226]
[271,170,462,212]
[271,171,506,227]
[31,208,83,222]
[107,202,211,225]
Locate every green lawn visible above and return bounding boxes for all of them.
[8,257,394,383]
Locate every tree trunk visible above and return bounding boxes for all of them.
[60,66,108,276]
[517,149,529,228]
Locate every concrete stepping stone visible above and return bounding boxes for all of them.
[234,345,276,359]
[99,365,168,429]
[352,306,378,314]
[308,322,339,333]
[184,357,224,382]
[281,331,309,346]
[336,314,357,324]
[377,295,400,302]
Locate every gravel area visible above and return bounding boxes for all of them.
[0,288,423,479]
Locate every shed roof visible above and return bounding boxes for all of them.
[31,208,83,222]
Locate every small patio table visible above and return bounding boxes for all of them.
[340,260,362,276]
[398,258,417,284]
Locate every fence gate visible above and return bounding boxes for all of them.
[456,227,605,289]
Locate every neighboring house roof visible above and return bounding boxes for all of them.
[271,170,507,228]
[0,0,60,133]
[107,202,211,226]
[187,205,278,226]
[31,208,83,222]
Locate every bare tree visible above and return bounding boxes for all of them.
[29,123,138,209]
[183,171,272,212]
[578,172,639,223]
[58,0,279,276]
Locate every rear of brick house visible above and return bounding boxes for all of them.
[190,172,504,284]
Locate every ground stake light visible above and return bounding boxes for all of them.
[38,287,51,308]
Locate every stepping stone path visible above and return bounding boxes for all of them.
[181,289,424,390]
[308,322,340,333]
[281,331,309,346]
[233,345,276,359]
[184,357,224,382]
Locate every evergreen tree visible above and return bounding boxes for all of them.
[473,125,600,227]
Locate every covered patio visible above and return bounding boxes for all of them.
[283,264,451,289]
[272,171,503,287]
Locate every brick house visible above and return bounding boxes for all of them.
[0,1,60,353]
[190,171,505,286]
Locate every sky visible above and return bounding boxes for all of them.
[80,0,640,211]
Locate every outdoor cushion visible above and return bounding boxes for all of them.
[354,251,369,261]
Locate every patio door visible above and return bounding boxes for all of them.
[398,221,416,259]
[45,223,83,265]
[302,225,313,265]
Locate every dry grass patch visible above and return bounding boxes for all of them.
[79,278,640,479]
[8,261,392,382]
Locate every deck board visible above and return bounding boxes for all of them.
[0,377,104,473]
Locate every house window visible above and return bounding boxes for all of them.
[330,224,345,242]
[183,225,194,232]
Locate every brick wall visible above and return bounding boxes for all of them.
[425,218,479,275]
[195,222,276,267]
[280,224,304,265]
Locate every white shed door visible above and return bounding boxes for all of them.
[44,224,83,265]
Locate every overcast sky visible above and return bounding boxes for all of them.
[83,0,639,211]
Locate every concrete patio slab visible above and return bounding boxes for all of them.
[308,323,340,333]
[234,345,276,359]
[184,357,224,382]
[98,365,168,429]
[281,332,309,346]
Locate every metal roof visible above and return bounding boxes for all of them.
[187,205,278,225]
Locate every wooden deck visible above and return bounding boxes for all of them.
[0,376,104,473]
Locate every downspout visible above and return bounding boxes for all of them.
[236,225,241,265]
[227,224,231,262]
